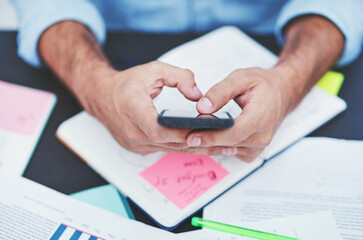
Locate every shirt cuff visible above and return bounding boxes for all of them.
[275,0,363,66]
[13,0,106,68]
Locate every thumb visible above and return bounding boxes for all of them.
[197,77,240,114]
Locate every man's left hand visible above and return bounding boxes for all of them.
[186,67,289,161]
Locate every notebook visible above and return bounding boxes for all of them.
[56,26,346,229]
[0,80,56,175]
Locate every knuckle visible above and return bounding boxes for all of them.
[208,147,222,156]
[174,130,188,142]
[148,61,161,72]
[166,142,188,149]
[233,68,245,76]
[231,131,243,145]
[150,60,160,67]
[124,130,144,144]
[148,130,162,143]
[236,154,256,162]
[201,134,216,147]
[178,148,194,154]
[209,81,229,99]
[133,146,152,155]
[246,148,262,158]
[184,69,195,79]
[132,145,144,154]
[243,156,256,162]
[257,134,273,147]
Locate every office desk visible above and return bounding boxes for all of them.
[0,31,362,232]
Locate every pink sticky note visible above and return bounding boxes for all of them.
[0,80,54,135]
[139,153,229,209]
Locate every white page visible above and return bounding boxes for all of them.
[56,26,346,228]
[204,137,363,240]
[179,212,341,240]
[0,171,189,240]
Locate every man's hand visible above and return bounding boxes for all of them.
[86,61,205,154]
[186,67,286,161]
[187,15,345,161]
[38,21,207,154]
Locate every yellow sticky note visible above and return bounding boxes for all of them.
[316,71,344,96]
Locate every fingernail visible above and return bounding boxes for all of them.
[223,148,234,156]
[198,97,213,113]
[191,136,201,146]
[193,86,202,97]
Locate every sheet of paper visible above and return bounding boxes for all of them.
[140,153,229,209]
[70,184,134,219]
[179,212,341,240]
[0,171,189,240]
[204,137,363,240]
[0,80,56,175]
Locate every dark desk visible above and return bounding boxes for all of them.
[0,31,362,232]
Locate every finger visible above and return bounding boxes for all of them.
[235,147,263,159]
[150,142,238,156]
[149,61,202,101]
[196,69,256,114]
[233,131,274,149]
[152,142,189,150]
[187,104,262,147]
[129,94,193,144]
[235,155,256,162]
[134,144,237,156]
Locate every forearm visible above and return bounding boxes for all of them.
[39,20,114,113]
[273,15,345,114]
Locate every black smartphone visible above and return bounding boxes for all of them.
[158,109,234,129]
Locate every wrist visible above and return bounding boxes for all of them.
[270,62,308,116]
[73,63,118,116]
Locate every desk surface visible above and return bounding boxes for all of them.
[0,31,362,232]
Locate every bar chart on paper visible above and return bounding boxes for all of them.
[50,224,104,240]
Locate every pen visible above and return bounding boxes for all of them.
[191,217,299,240]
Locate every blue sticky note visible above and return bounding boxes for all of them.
[70,184,134,219]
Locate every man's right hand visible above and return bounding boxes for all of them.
[84,61,204,154]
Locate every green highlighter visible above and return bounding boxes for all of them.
[191,217,299,240]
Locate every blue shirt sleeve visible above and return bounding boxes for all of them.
[275,0,363,66]
[11,0,106,68]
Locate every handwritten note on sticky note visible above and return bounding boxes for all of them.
[140,153,229,209]
[0,80,54,135]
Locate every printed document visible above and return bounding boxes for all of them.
[0,172,188,240]
[204,137,363,240]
